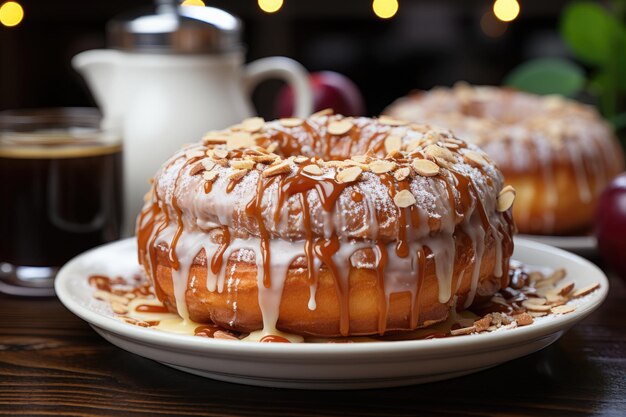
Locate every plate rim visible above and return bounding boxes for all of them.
[55,237,609,359]
[515,234,596,251]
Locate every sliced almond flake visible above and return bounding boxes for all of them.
[572,283,600,298]
[111,301,128,314]
[302,164,323,176]
[266,142,278,153]
[213,330,239,340]
[524,297,547,305]
[474,315,492,332]
[513,312,534,326]
[230,159,255,170]
[556,282,575,296]
[344,159,369,170]
[202,132,229,144]
[228,169,248,181]
[424,144,456,163]
[369,160,397,174]
[279,117,303,128]
[535,268,566,288]
[202,159,216,171]
[393,166,411,181]
[214,158,229,167]
[203,171,218,182]
[251,155,278,164]
[551,304,576,315]
[545,293,567,304]
[497,185,516,212]
[411,159,440,176]
[213,149,229,159]
[251,145,269,154]
[351,155,369,164]
[405,139,423,152]
[450,326,476,336]
[384,135,402,154]
[423,131,445,144]
[203,137,228,145]
[328,120,354,135]
[385,149,401,160]
[379,116,409,126]
[464,150,488,167]
[241,117,265,132]
[443,142,460,149]
[393,189,416,208]
[185,149,206,160]
[325,160,346,168]
[263,161,291,177]
[311,108,333,118]
[227,132,255,150]
[189,162,205,176]
[294,156,309,164]
[336,166,362,183]
[529,311,548,318]
[522,300,552,312]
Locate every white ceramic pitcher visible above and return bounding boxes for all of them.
[72,3,313,235]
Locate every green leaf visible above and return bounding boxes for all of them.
[610,112,626,130]
[617,26,626,91]
[560,2,619,65]
[504,58,586,97]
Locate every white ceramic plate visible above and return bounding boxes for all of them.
[517,234,596,256]
[55,237,608,390]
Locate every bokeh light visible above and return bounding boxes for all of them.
[258,0,283,14]
[181,0,205,5]
[493,0,520,22]
[0,1,24,27]
[373,0,399,19]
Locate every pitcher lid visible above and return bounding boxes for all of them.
[108,1,243,54]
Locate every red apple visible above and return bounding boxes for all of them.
[595,172,626,277]
[275,71,365,118]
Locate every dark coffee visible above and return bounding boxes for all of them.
[0,142,122,267]
[0,108,123,296]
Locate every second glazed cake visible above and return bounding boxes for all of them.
[384,84,625,235]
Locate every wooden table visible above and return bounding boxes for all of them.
[1,263,625,417]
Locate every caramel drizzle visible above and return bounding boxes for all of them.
[246,176,277,288]
[168,196,184,270]
[168,154,205,270]
[211,226,231,275]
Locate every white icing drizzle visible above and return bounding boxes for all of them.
[565,140,591,203]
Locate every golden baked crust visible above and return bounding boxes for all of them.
[137,113,515,337]
[383,84,625,235]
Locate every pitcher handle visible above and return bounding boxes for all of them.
[244,57,313,119]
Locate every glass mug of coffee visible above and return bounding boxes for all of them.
[0,108,122,296]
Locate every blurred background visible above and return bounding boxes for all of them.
[0,0,574,118]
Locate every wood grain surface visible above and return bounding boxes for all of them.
[1,262,625,417]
